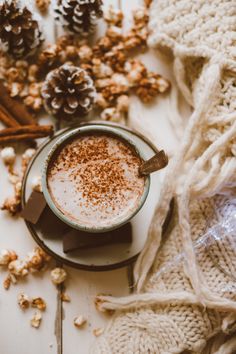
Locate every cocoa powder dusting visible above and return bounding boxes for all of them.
[47,134,145,227]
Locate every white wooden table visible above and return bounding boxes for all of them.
[0,1,190,353]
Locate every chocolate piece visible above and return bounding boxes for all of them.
[63,223,132,253]
[36,205,70,239]
[21,191,46,224]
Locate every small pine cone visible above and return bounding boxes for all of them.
[41,63,96,121]
[0,0,43,58]
[56,0,103,35]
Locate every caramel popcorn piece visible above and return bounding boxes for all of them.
[93,327,104,337]
[31,175,42,193]
[106,26,123,42]
[9,82,24,98]
[2,180,23,215]
[21,149,36,173]
[35,0,51,13]
[78,45,93,62]
[38,44,60,69]
[1,147,16,166]
[26,247,51,272]
[94,293,114,314]
[8,259,28,277]
[133,6,149,26]
[100,107,124,123]
[28,64,39,83]
[61,292,71,302]
[32,297,47,311]
[1,194,21,215]
[30,311,42,328]
[74,315,87,329]
[6,66,26,82]
[3,273,16,290]
[112,73,129,89]
[3,274,11,290]
[18,293,30,310]
[104,6,123,27]
[50,267,67,285]
[135,72,170,103]
[95,93,109,109]
[0,249,18,266]
[9,273,17,284]
[117,95,130,112]
[125,60,147,86]
[92,59,113,79]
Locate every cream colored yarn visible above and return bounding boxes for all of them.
[93,196,236,354]
[92,1,236,353]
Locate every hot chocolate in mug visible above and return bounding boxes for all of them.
[42,124,158,233]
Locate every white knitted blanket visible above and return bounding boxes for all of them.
[92,1,236,353]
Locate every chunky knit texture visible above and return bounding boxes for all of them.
[92,1,236,353]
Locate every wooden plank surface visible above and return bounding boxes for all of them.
[0,0,190,353]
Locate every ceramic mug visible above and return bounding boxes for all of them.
[41,124,151,233]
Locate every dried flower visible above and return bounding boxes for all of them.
[51,267,67,285]
[31,311,42,328]
[0,249,18,266]
[32,297,47,311]
[18,293,30,310]
[74,315,87,328]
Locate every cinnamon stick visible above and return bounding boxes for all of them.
[0,104,20,127]
[0,125,54,145]
[0,133,52,145]
[0,125,53,137]
[0,82,37,126]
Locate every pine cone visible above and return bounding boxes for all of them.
[0,0,43,58]
[56,0,103,35]
[41,63,96,120]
